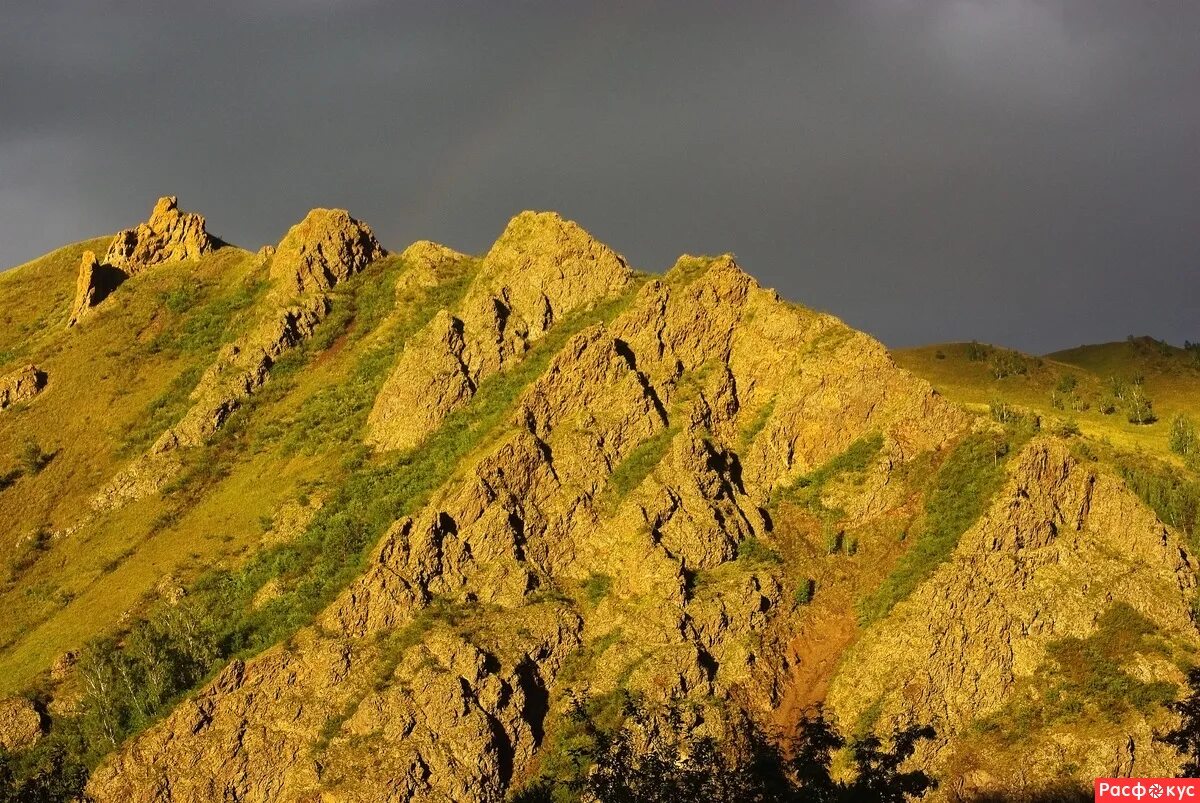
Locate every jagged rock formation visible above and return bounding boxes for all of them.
[0,363,47,409]
[268,208,386,295]
[88,242,970,802]
[93,208,384,511]
[104,196,216,274]
[0,696,42,751]
[66,250,104,327]
[826,438,1198,791]
[367,211,632,452]
[5,207,1196,802]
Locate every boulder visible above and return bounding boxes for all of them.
[0,697,42,751]
[0,364,47,409]
[66,249,127,327]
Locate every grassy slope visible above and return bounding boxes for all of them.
[894,339,1200,461]
[0,237,111,368]
[0,243,280,688]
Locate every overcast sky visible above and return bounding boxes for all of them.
[1,1,1197,352]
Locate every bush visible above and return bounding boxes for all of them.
[966,341,992,362]
[794,579,815,606]
[737,537,783,565]
[988,349,1028,379]
[1055,374,1078,394]
[19,438,51,475]
[582,574,613,607]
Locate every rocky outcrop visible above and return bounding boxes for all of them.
[104,196,216,274]
[93,209,385,511]
[94,294,329,510]
[826,438,1198,788]
[268,208,387,295]
[0,696,42,751]
[67,250,105,327]
[0,363,47,409]
[367,211,632,452]
[89,249,972,802]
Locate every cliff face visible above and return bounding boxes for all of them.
[1,205,1196,802]
[827,438,1198,795]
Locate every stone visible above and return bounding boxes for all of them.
[268,208,386,295]
[0,696,42,751]
[0,364,47,409]
[104,196,216,273]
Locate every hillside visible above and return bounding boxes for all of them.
[1,199,1198,802]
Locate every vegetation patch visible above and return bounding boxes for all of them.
[972,603,1176,742]
[771,432,883,514]
[1116,453,1200,546]
[857,429,1015,625]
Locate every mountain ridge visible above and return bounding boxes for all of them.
[1,198,1197,802]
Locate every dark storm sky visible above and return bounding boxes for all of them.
[1,1,1197,352]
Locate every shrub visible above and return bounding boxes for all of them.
[794,578,815,605]
[988,349,1028,379]
[1055,374,1078,394]
[825,531,844,555]
[737,537,783,565]
[966,341,992,362]
[582,574,613,607]
[19,438,51,475]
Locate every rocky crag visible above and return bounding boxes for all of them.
[92,207,386,510]
[0,363,46,410]
[1,204,1197,802]
[66,196,217,328]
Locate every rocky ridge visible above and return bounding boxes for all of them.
[826,437,1199,794]
[88,228,971,802]
[367,211,633,452]
[3,207,1195,801]
[92,206,386,511]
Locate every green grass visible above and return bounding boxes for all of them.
[771,432,883,513]
[146,273,269,356]
[857,429,1015,625]
[737,397,776,449]
[735,536,782,566]
[582,574,614,607]
[119,363,208,455]
[602,424,676,507]
[896,338,1200,462]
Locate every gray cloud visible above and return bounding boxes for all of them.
[2,0,1197,351]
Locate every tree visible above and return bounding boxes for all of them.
[1169,414,1197,457]
[19,438,51,475]
[564,701,936,803]
[1126,386,1156,425]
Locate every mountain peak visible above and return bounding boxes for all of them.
[103,195,216,273]
[269,208,387,296]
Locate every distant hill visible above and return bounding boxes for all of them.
[894,337,1200,461]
